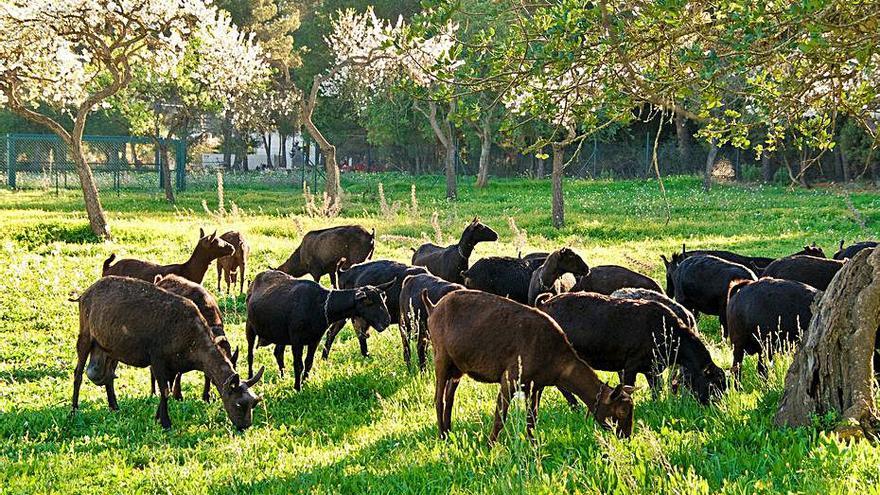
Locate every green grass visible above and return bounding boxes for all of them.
[2,174,880,494]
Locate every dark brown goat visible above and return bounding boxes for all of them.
[398,273,464,370]
[761,255,845,291]
[276,225,375,287]
[527,248,590,304]
[678,243,826,274]
[216,231,249,294]
[571,265,663,295]
[246,270,393,390]
[411,217,498,283]
[71,276,263,430]
[153,274,238,402]
[537,292,725,404]
[726,277,819,381]
[834,240,877,260]
[610,287,697,331]
[103,228,234,284]
[461,256,545,304]
[423,289,634,443]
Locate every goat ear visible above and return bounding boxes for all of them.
[472,216,478,223]
[210,229,217,240]
[224,373,241,392]
[681,243,686,255]
[199,228,205,238]
[661,255,669,268]
[231,347,240,366]
[839,239,845,250]
[375,278,396,292]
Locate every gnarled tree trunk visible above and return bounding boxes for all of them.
[158,141,174,202]
[775,248,880,436]
[551,142,565,229]
[70,139,111,238]
[416,100,457,199]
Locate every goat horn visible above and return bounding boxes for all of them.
[244,366,265,387]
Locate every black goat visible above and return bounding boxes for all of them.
[462,256,545,304]
[527,248,590,304]
[411,217,498,283]
[398,273,464,370]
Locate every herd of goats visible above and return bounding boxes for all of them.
[68,218,877,442]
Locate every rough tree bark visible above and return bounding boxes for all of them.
[536,153,545,179]
[551,142,565,229]
[416,100,457,200]
[761,153,776,183]
[300,73,341,206]
[262,134,273,168]
[158,142,174,202]
[475,118,491,188]
[675,112,692,169]
[775,248,880,437]
[703,139,718,191]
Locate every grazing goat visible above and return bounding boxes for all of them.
[833,240,878,260]
[527,248,590,304]
[411,217,498,283]
[153,274,238,402]
[726,277,818,380]
[761,255,845,291]
[679,244,825,274]
[216,231,249,294]
[461,256,545,304]
[611,287,697,331]
[537,292,725,405]
[423,289,634,443]
[662,254,756,334]
[103,228,234,284]
[71,276,263,430]
[246,270,392,390]
[572,265,663,295]
[276,225,375,286]
[398,273,464,370]
[321,260,425,359]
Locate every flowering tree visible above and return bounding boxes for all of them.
[0,0,264,237]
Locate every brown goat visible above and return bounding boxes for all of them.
[422,289,634,444]
[216,231,249,294]
[527,248,590,305]
[71,276,263,430]
[153,274,238,402]
[276,225,375,287]
[103,228,234,284]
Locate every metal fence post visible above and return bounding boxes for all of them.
[175,139,186,191]
[6,134,15,189]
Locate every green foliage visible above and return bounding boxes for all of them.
[2,175,880,493]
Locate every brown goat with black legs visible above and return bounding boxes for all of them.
[761,255,845,291]
[537,292,726,405]
[422,289,634,444]
[216,231,249,294]
[411,217,498,284]
[246,270,393,391]
[321,260,425,360]
[527,248,590,304]
[276,225,375,287]
[726,277,819,381]
[152,274,238,402]
[71,276,263,431]
[398,273,464,370]
[103,228,234,284]
[571,265,662,295]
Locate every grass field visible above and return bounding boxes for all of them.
[2,174,880,494]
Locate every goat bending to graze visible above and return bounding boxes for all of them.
[246,270,392,390]
[276,225,375,287]
[411,217,498,284]
[217,231,249,294]
[537,291,725,405]
[103,228,234,284]
[398,273,464,370]
[833,240,877,260]
[726,277,819,381]
[571,265,662,295]
[462,256,545,304]
[527,248,590,305]
[71,276,263,430]
[423,289,634,444]
[676,243,825,275]
[761,255,846,291]
[152,274,238,402]
[321,260,425,360]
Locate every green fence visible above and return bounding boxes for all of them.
[2,133,186,193]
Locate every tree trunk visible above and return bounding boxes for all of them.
[675,112,692,170]
[222,122,233,169]
[839,145,851,182]
[775,248,880,437]
[475,121,491,188]
[70,139,111,238]
[159,142,174,202]
[762,153,775,183]
[551,142,565,229]
[279,133,287,168]
[263,134,273,169]
[302,117,340,204]
[703,139,718,191]
[536,154,545,179]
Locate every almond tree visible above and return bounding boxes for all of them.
[0,0,264,237]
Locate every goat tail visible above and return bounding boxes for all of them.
[102,253,116,274]
[727,279,752,302]
[420,289,436,316]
